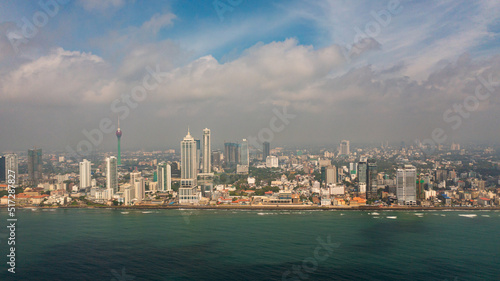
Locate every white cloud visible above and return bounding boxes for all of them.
[141,13,176,34]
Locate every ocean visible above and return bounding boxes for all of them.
[0,209,499,280]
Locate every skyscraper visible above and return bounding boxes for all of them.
[0,156,5,183]
[181,129,197,187]
[28,148,43,185]
[397,165,417,205]
[358,157,367,194]
[79,159,91,190]
[134,177,145,201]
[202,128,211,173]
[263,141,270,161]
[116,119,122,165]
[5,154,18,185]
[326,165,337,185]
[224,142,240,167]
[367,159,378,199]
[195,139,201,172]
[106,156,118,193]
[240,139,249,166]
[130,171,141,187]
[157,162,172,191]
[340,140,350,155]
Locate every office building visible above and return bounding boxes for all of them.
[202,128,211,173]
[130,171,141,187]
[340,140,350,155]
[326,165,337,185]
[157,162,172,191]
[263,141,270,161]
[240,139,249,166]
[79,159,91,190]
[224,142,240,167]
[106,156,118,193]
[134,177,145,201]
[28,148,43,185]
[397,165,417,205]
[266,155,279,168]
[367,159,378,199]
[181,129,197,187]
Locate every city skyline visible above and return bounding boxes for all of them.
[1,1,500,153]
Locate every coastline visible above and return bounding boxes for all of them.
[5,205,500,211]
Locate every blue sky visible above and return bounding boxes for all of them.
[1,0,500,152]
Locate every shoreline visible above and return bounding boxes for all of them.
[5,205,500,211]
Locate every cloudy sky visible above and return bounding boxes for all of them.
[1,0,500,154]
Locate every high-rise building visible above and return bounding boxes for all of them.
[106,156,118,192]
[130,171,141,187]
[224,142,240,167]
[396,165,417,205]
[240,139,249,166]
[202,128,211,173]
[367,159,377,199]
[134,177,145,201]
[212,150,222,169]
[181,129,197,187]
[79,159,91,190]
[266,155,279,168]
[263,141,270,161]
[195,139,201,172]
[0,156,5,182]
[5,154,18,185]
[326,165,337,185]
[157,162,172,191]
[116,119,122,165]
[28,148,43,185]
[340,140,350,155]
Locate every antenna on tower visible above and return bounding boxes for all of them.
[118,116,120,129]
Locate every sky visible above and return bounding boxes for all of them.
[1,0,500,154]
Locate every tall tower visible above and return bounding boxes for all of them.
[79,159,91,190]
[106,156,118,193]
[396,165,417,205]
[202,128,211,173]
[240,139,249,166]
[28,148,43,185]
[116,118,122,165]
[263,141,270,161]
[157,162,172,191]
[181,128,197,187]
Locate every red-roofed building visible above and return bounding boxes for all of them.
[478,197,491,206]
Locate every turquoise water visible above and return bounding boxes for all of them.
[0,209,499,280]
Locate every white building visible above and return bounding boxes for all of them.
[240,139,249,166]
[326,165,337,185]
[124,188,134,205]
[134,177,145,201]
[181,129,197,188]
[130,171,141,186]
[79,159,91,190]
[266,156,279,168]
[157,162,172,191]
[202,128,211,173]
[179,187,199,204]
[106,156,118,192]
[396,165,417,205]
